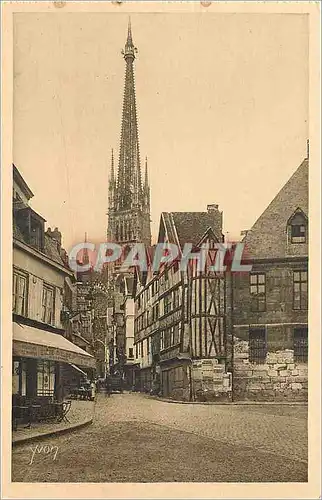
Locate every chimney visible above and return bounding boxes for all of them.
[46,226,62,249]
[306,139,309,160]
[52,227,62,246]
[207,204,219,212]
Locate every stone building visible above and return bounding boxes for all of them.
[134,206,233,401]
[107,20,151,249]
[12,165,95,406]
[231,154,309,401]
[105,20,151,386]
[133,152,309,403]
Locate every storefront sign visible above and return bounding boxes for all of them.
[13,340,95,368]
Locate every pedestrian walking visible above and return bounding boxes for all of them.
[90,380,96,401]
[105,377,111,397]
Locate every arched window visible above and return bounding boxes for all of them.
[287,209,308,244]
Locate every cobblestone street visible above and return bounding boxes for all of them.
[12,393,308,483]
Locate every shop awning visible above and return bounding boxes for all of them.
[70,364,87,376]
[13,322,96,368]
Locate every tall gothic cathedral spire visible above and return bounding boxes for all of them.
[108,19,151,247]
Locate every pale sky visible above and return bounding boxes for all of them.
[13,12,308,251]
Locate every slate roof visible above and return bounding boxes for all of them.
[13,164,34,200]
[243,158,308,260]
[159,210,223,249]
[44,233,66,266]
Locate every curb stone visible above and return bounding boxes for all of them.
[146,395,308,406]
[12,418,93,447]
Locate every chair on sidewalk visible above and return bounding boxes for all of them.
[56,400,72,424]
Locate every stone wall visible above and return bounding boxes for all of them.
[191,359,232,402]
[233,338,308,401]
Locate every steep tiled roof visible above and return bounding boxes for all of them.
[243,158,308,260]
[44,234,66,266]
[160,210,223,249]
[13,164,34,200]
[13,218,25,241]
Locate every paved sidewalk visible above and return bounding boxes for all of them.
[12,400,94,445]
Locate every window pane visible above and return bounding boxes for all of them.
[12,361,20,394]
[21,361,27,396]
[250,275,258,284]
[258,285,265,294]
[301,271,308,281]
[249,328,266,363]
[294,328,308,362]
[294,283,300,292]
[12,274,17,311]
[250,285,257,295]
[292,224,306,238]
[258,274,265,284]
[293,272,300,282]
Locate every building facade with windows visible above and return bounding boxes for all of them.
[134,258,160,392]
[231,156,309,401]
[134,206,233,401]
[12,165,95,405]
[104,21,152,387]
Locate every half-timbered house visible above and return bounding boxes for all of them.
[134,205,233,401]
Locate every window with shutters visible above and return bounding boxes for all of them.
[13,270,28,316]
[173,323,180,344]
[42,283,55,325]
[164,329,171,349]
[160,330,164,351]
[293,327,308,362]
[293,271,308,310]
[249,328,267,364]
[164,293,172,314]
[250,273,266,312]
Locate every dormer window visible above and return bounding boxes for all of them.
[30,217,43,249]
[14,207,45,252]
[287,209,308,244]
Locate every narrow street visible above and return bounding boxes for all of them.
[12,393,308,483]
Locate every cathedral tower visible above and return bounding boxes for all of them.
[107,20,151,248]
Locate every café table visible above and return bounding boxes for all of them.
[28,404,41,428]
[12,405,29,431]
[12,404,41,430]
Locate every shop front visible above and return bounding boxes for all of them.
[12,321,96,428]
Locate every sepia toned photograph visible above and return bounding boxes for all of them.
[1,1,321,497]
